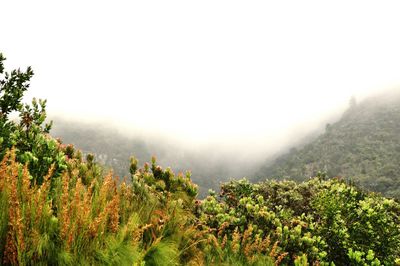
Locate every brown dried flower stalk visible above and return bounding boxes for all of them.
[231,227,241,254]
[60,172,71,241]
[275,252,288,266]
[3,155,24,265]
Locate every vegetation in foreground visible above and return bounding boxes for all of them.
[1,53,400,265]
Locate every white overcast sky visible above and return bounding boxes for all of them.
[2,1,400,148]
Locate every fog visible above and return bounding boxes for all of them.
[2,1,400,166]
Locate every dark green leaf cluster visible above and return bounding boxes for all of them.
[0,53,33,118]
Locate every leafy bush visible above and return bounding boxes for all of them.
[200,177,400,265]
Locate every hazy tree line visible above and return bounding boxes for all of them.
[256,91,400,199]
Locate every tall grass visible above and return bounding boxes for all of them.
[0,147,292,265]
[0,150,223,265]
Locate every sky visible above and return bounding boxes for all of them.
[2,1,400,153]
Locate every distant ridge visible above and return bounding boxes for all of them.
[255,89,400,198]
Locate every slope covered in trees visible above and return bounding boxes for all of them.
[256,91,400,198]
[50,120,251,197]
[1,53,400,265]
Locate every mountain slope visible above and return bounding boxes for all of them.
[255,90,400,198]
[50,118,243,197]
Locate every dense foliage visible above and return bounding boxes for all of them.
[1,53,400,265]
[256,93,400,198]
[200,177,400,265]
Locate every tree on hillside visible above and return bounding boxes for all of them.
[0,52,67,183]
[0,53,34,157]
[0,53,33,119]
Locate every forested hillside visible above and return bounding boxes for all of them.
[50,120,153,179]
[50,119,251,197]
[256,91,400,198]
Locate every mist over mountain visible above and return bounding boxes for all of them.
[255,89,400,198]
[48,88,378,198]
[3,0,400,262]
[50,89,400,199]
[50,118,263,197]
[2,50,400,264]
